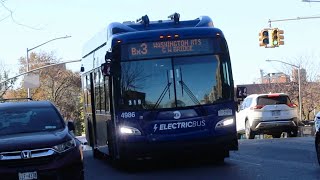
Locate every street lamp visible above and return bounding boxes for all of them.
[266,59,302,122]
[26,35,71,98]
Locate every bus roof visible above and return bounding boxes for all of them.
[82,13,220,58]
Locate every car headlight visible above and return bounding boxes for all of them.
[53,139,76,153]
[120,126,141,135]
[215,118,234,129]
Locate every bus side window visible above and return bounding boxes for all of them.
[100,69,106,112]
[94,70,101,113]
[104,76,110,112]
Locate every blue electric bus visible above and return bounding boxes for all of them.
[81,13,238,163]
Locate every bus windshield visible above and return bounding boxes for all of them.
[119,54,233,110]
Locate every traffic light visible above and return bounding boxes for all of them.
[277,29,284,46]
[271,28,284,47]
[259,29,269,47]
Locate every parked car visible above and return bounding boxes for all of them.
[0,100,84,180]
[236,93,298,139]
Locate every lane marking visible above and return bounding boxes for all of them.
[228,158,261,166]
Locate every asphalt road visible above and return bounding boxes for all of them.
[83,137,320,180]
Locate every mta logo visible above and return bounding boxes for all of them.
[173,111,181,119]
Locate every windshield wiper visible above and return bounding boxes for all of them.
[178,67,201,105]
[179,80,201,105]
[178,67,207,115]
[153,70,172,109]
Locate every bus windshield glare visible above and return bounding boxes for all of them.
[119,54,232,110]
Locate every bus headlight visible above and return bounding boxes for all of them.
[215,118,234,129]
[120,126,141,135]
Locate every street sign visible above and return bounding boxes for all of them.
[23,73,40,88]
[236,86,247,98]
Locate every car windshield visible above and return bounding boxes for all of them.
[257,95,290,105]
[0,107,64,135]
[119,55,233,110]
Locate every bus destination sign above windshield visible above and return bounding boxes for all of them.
[126,38,214,60]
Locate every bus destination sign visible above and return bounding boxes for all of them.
[126,38,213,60]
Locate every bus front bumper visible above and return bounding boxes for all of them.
[118,134,238,160]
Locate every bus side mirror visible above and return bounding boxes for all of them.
[105,51,112,60]
[101,62,112,76]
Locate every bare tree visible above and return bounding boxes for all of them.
[0,61,16,98]
[0,1,42,30]
[263,55,320,120]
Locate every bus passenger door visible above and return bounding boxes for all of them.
[86,73,97,148]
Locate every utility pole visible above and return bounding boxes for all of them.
[26,35,71,98]
[266,59,303,122]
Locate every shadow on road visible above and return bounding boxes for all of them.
[95,153,231,174]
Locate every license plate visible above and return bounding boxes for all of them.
[18,171,37,180]
[303,128,312,134]
[272,110,280,116]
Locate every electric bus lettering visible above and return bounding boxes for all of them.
[153,120,206,132]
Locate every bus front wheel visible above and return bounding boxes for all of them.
[107,121,115,160]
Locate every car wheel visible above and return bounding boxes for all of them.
[272,133,282,138]
[288,130,298,137]
[245,121,255,139]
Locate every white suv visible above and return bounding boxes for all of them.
[236,93,298,139]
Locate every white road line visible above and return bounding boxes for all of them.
[228,158,262,166]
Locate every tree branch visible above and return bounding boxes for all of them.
[0,1,42,30]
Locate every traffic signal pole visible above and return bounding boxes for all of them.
[268,15,320,27]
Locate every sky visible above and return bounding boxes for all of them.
[1,0,320,86]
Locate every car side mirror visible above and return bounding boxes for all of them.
[67,121,75,132]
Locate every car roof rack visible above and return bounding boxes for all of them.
[0,98,33,102]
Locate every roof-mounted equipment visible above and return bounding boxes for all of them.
[168,12,180,24]
[137,15,150,27]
